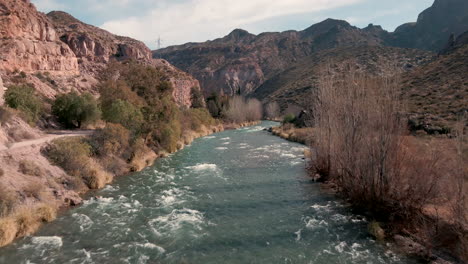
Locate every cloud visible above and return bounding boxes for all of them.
[100,0,364,48]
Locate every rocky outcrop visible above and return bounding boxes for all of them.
[47,11,152,75]
[0,0,79,74]
[152,59,203,107]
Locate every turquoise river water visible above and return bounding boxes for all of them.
[0,121,419,264]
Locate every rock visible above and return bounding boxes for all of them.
[0,0,79,74]
[393,235,428,258]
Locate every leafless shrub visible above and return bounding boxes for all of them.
[312,63,467,260]
[313,63,442,217]
[224,96,263,123]
[265,101,280,120]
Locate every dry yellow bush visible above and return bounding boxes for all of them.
[14,207,41,237]
[0,217,18,247]
[36,204,57,222]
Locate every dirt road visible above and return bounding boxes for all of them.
[0,130,93,152]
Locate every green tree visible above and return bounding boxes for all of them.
[102,99,144,131]
[52,92,100,128]
[4,85,43,124]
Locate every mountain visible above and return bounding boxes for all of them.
[390,0,468,51]
[0,0,201,107]
[153,0,467,99]
[154,19,384,96]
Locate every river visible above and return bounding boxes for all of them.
[0,121,418,264]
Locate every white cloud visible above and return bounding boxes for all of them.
[100,0,364,48]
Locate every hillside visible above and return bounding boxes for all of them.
[252,46,435,112]
[402,32,468,133]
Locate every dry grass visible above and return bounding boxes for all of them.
[271,125,316,145]
[0,184,16,217]
[13,207,41,237]
[0,217,18,247]
[36,204,57,222]
[0,203,58,247]
[22,181,46,201]
[18,160,43,177]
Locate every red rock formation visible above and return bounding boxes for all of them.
[0,0,79,74]
[152,59,203,108]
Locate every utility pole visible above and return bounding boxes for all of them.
[156,36,162,50]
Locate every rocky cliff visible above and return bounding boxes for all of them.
[0,0,78,74]
[47,11,152,75]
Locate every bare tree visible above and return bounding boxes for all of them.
[265,101,280,120]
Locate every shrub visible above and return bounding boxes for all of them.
[52,92,101,128]
[101,99,143,131]
[4,85,42,124]
[36,204,57,222]
[283,114,296,124]
[18,160,43,177]
[0,217,18,247]
[181,108,217,132]
[46,137,92,177]
[14,207,40,237]
[224,96,263,123]
[0,184,16,217]
[159,121,181,153]
[47,137,112,189]
[265,101,280,119]
[0,168,3,177]
[90,123,131,157]
[190,87,205,108]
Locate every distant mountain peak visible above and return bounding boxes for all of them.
[223,28,255,42]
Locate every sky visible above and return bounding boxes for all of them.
[31,0,434,49]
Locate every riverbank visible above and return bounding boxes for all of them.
[268,124,467,264]
[0,120,260,248]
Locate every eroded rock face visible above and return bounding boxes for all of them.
[0,0,79,74]
[152,59,203,108]
[47,11,152,74]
